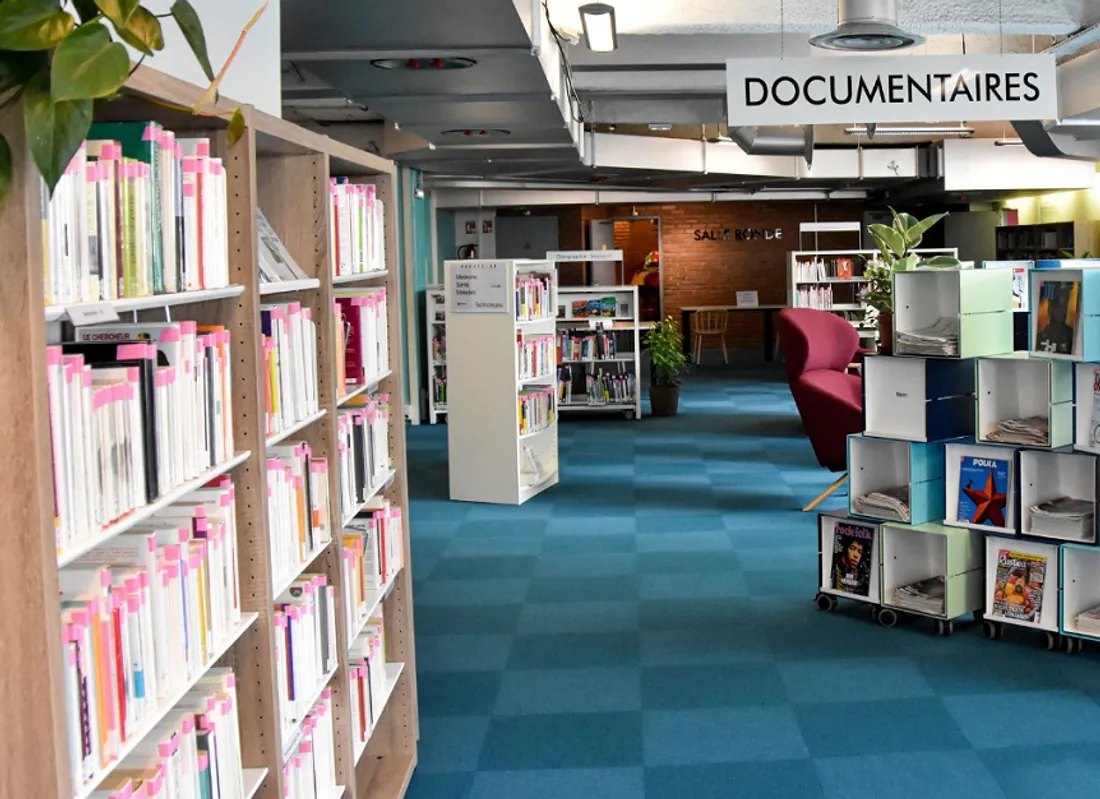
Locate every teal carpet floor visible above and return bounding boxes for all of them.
[402,362,1100,799]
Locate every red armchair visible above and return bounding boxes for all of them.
[778,309,865,511]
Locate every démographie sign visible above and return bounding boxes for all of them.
[725,54,1057,126]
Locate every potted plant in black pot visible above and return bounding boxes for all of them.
[646,315,687,416]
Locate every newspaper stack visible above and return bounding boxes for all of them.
[1029,496,1095,540]
[895,318,959,356]
[986,416,1050,446]
[892,575,946,615]
[1075,604,1100,635]
[852,487,911,522]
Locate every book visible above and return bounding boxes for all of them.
[517,334,555,380]
[956,455,1010,528]
[329,178,386,278]
[518,387,555,435]
[830,521,875,597]
[336,393,392,521]
[992,549,1046,623]
[260,302,320,438]
[1035,279,1080,355]
[334,288,389,387]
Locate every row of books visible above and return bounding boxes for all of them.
[44,123,231,308]
[793,285,843,310]
[559,369,636,406]
[558,329,617,361]
[432,377,447,406]
[84,670,245,799]
[330,179,385,279]
[64,478,244,790]
[274,574,339,741]
[262,302,320,439]
[431,335,446,364]
[793,257,859,282]
[516,274,554,322]
[349,608,389,752]
[336,394,392,521]
[518,388,555,436]
[517,334,555,381]
[335,288,390,390]
[283,689,339,799]
[267,444,333,589]
[50,322,234,556]
[342,498,404,642]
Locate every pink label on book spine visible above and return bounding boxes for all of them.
[182,716,195,734]
[197,753,208,770]
[274,613,286,628]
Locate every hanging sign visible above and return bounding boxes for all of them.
[450,260,509,313]
[725,53,1057,127]
[547,250,624,262]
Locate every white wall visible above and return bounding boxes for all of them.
[139,0,282,116]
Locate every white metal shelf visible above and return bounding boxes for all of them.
[259,278,321,296]
[519,371,556,387]
[560,356,635,364]
[332,270,388,285]
[337,369,393,408]
[793,278,868,285]
[266,409,327,449]
[58,451,251,568]
[46,285,246,322]
[560,402,637,411]
[73,613,260,799]
[352,663,406,765]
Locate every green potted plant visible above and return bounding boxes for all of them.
[862,209,962,354]
[645,315,687,416]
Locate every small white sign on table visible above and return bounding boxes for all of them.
[736,291,759,308]
[450,260,509,313]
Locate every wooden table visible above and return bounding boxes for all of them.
[680,305,789,363]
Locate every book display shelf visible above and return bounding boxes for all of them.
[425,285,447,424]
[555,285,642,421]
[445,259,560,505]
[893,268,1014,359]
[2,66,417,799]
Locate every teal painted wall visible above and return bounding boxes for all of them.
[396,167,435,419]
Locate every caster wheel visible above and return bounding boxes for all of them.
[815,593,837,612]
[1065,637,1083,654]
[624,410,636,420]
[1045,631,1060,651]
[973,609,985,623]
[870,605,880,621]
[877,608,898,628]
[936,619,955,637]
[982,619,1002,640]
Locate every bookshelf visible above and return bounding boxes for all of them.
[426,284,447,424]
[3,65,416,799]
[445,259,560,505]
[995,221,1094,261]
[555,286,642,420]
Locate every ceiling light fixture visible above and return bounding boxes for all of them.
[648,123,672,132]
[994,138,1025,146]
[845,125,975,137]
[579,3,618,52]
[810,0,924,52]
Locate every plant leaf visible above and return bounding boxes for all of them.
[0,133,12,204]
[171,0,214,81]
[0,50,45,94]
[919,255,962,268]
[227,106,245,146]
[51,22,130,101]
[116,7,163,55]
[94,0,139,27]
[896,254,920,271]
[906,212,949,245]
[870,223,906,259]
[24,72,93,195]
[0,0,74,51]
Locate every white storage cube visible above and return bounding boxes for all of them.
[984,536,1059,632]
[1075,363,1100,454]
[1061,546,1100,639]
[818,513,881,603]
[1019,450,1097,544]
[976,355,1073,449]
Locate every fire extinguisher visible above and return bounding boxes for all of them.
[457,244,478,259]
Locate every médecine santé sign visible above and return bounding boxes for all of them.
[725,53,1057,127]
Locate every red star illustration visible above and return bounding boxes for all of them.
[963,469,1007,527]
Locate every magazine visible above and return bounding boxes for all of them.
[992,549,1046,623]
[1075,603,1100,635]
[956,455,1010,528]
[1029,496,1095,540]
[985,415,1049,447]
[1090,369,1100,449]
[851,487,910,522]
[893,575,946,615]
[1035,280,1080,355]
[830,521,875,597]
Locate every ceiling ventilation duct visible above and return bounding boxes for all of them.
[714,126,815,167]
[1011,120,1100,162]
[809,0,924,51]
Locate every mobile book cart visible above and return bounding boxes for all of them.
[1,66,417,799]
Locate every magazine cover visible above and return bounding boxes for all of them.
[831,522,875,597]
[1035,280,1080,355]
[1011,267,1027,312]
[571,300,589,318]
[992,549,1046,623]
[956,455,1010,527]
[599,297,616,317]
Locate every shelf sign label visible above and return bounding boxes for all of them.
[548,250,624,262]
[725,53,1057,126]
[450,260,509,313]
[67,302,121,326]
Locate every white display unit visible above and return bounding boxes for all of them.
[984,535,1060,634]
[445,259,560,505]
[1075,362,1100,454]
[426,284,447,424]
[1018,449,1097,544]
[555,285,642,420]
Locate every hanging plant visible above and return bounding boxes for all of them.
[0,0,267,203]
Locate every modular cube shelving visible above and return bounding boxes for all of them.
[862,355,975,442]
[945,442,1018,535]
[1019,449,1098,544]
[893,269,1014,359]
[881,522,984,621]
[1030,267,1100,361]
[817,512,883,606]
[976,354,1074,449]
[1075,362,1100,454]
[1061,544,1100,647]
[984,535,1060,634]
[847,435,945,525]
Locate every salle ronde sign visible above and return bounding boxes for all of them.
[725,53,1057,127]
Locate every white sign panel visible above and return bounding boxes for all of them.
[450,260,509,314]
[67,302,121,327]
[547,250,624,262]
[736,291,759,308]
[726,54,1057,126]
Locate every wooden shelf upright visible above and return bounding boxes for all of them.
[0,65,417,799]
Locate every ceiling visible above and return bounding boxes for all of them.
[279,0,1100,194]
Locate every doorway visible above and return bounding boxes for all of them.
[589,216,662,322]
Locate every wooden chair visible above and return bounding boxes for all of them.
[693,309,729,364]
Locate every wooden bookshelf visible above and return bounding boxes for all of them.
[1,65,416,799]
